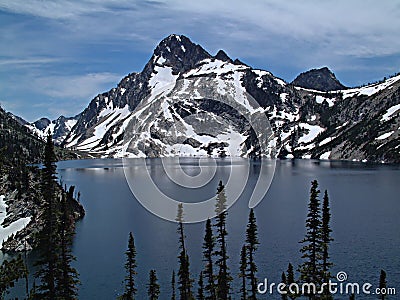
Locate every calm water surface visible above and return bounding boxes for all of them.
[5,159,400,299]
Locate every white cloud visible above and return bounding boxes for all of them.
[0,57,59,66]
[31,72,122,99]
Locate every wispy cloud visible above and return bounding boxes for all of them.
[0,0,399,119]
[0,57,60,66]
[30,72,122,99]
[2,0,399,61]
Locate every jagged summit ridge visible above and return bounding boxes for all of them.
[151,34,211,74]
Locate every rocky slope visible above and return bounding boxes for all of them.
[32,34,400,163]
[0,105,85,252]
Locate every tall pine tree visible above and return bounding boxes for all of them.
[202,218,216,300]
[171,270,176,300]
[197,271,205,300]
[286,263,297,300]
[239,245,247,300]
[176,203,194,300]
[299,180,323,299]
[214,181,231,299]
[321,190,333,299]
[119,232,137,300]
[281,272,288,300]
[147,269,160,300]
[35,134,60,299]
[245,208,259,300]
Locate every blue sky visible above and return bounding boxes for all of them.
[0,0,399,121]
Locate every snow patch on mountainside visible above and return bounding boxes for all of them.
[316,95,335,107]
[0,195,31,246]
[298,123,325,144]
[343,74,400,99]
[382,103,400,121]
[72,105,130,151]
[320,151,331,160]
[149,66,177,91]
[376,131,394,140]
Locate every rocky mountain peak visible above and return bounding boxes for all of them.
[291,66,346,91]
[33,117,51,131]
[151,34,211,73]
[215,49,232,63]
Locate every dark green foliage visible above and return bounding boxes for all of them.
[202,219,216,300]
[197,271,205,300]
[55,188,80,299]
[120,232,137,300]
[0,107,43,166]
[214,181,231,300]
[239,245,247,300]
[0,105,79,167]
[0,255,28,298]
[35,134,60,299]
[321,190,333,299]
[298,180,334,300]
[176,204,194,300]
[147,269,160,300]
[34,135,82,299]
[299,180,323,296]
[245,208,259,300]
[0,106,83,298]
[281,272,288,300]
[286,263,297,300]
[171,270,176,300]
[379,270,387,300]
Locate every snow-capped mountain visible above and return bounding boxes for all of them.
[49,34,399,163]
[62,34,301,158]
[27,115,80,145]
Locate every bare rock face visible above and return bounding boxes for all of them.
[291,67,346,91]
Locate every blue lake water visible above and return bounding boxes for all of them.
[5,158,400,299]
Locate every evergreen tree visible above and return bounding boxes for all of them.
[197,271,205,300]
[299,180,323,299]
[202,218,216,300]
[171,270,176,300]
[55,188,79,299]
[35,134,60,299]
[176,203,194,300]
[147,269,160,300]
[281,272,288,300]
[286,263,297,300]
[0,255,28,298]
[239,245,247,300]
[214,181,231,299]
[378,270,387,300]
[245,208,259,300]
[321,190,333,299]
[120,232,137,299]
